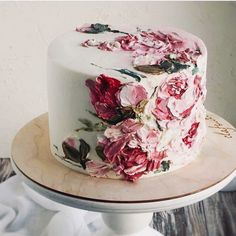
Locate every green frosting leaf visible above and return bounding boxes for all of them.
[62,139,90,169]
[160,60,190,74]
[87,108,135,125]
[79,139,91,169]
[87,23,110,34]
[134,60,190,75]
[156,120,163,132]
[82,23,128,35]
[77,118,107,132]
[95,146,106,161]
[107,108,136,125]
[114,68,147,82]
[161,160,171,171]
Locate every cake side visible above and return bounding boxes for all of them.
[47,24,207,181]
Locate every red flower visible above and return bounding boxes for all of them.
[115,147,149,181]
[85,74,121,120]
[99,119,166,181]
[113,146,165,181]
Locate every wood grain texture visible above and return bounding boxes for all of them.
[1,158,236,235]
[152,191,236,236]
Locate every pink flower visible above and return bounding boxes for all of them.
[99,119,166,181]
[63,137,80,149]
[182,122,200,147]
[85,74,121,120]
[114,147,149,181]
[117,83,148,107]
[153,74,201,121]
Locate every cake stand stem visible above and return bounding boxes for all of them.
[94,212,163,236]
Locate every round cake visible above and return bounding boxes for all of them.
[47,23,207,181]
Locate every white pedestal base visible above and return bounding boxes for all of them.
[93,213,163,236]
[93,226,162,236]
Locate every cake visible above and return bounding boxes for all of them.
[47,23,207,181]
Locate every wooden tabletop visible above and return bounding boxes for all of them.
[1,158,236,235]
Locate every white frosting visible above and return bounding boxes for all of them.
[47,25,207,180]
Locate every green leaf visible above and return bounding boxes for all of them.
[159,60,190,74]
[82,23,128,35]
[62,141,82,163]
[114,68,146,82]
[134,60,190,75]
[62,139,90,169]
[77,118,107,132]
[156,121,163,132]
[94,122,107,132]
[87,108,135,125]
[78,118,93,128]
[109,107,136,125]
[168,61,189,73]
[87,23,110,34]
[95,146,106,161]
[79,139,91,169]
[161,160,171,171]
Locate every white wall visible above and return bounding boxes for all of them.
[1,2,236,157]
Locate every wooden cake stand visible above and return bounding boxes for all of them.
[11,112,236,236]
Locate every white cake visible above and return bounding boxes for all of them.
[47,24,207,181]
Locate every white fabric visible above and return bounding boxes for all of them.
[0,176,160,236]
[0,176,103,236]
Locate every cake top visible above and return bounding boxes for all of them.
[48,23,207,79]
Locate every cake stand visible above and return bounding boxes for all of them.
[11,112,236,236]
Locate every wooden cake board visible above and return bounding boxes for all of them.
[11,112,236,236]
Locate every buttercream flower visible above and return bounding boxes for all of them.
[153,73,201,122]
[85,74,121,120]
[117,83,148,107]
[98,119,166,181]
